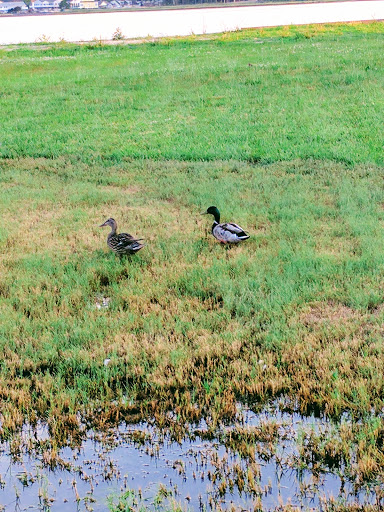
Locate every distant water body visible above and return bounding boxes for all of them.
[0,1,383,45]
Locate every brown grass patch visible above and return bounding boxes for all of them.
[99,184,141,195]
[300,301,357,327]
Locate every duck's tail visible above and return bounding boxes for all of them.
[129,242,145,253]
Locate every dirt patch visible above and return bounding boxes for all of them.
[99,184,141,195]
[370,303,384,316]
[300,301,357,326]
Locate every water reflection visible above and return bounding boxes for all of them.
[0,403,380,511]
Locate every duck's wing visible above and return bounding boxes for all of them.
[222,223,248,235]
[214,223,250,243]
[111,233,144,253]
[119,232,144,244]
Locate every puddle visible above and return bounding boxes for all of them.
[0,403,382,511]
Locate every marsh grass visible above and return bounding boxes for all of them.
[1,22,384,487]
[2,159,384,438]
[108,487,384,512]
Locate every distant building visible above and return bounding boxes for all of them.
[82,0,98,7]
[98,0,123,7]
[0,0,28,12]
[69,0,99,7]
[31,0,60,10]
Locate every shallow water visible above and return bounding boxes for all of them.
[0,404,380,511]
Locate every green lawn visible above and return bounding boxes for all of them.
[1,23,384,479]
[0,23,383,165]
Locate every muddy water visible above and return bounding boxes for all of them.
[0,404,379,511]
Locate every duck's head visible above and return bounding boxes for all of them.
[100,218,117,229]
[202,206,220,222]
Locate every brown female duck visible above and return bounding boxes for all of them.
[100,218,145,255]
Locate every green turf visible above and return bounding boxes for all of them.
[0,23,383,165]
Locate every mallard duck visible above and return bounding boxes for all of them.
[99,218,145,255]
[202,206,250,244]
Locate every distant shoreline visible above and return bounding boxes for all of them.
[0,0,356,18]
[0,0,383,44]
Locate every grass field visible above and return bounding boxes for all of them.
[1,22,384,488]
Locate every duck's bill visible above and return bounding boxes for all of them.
[200,211,208,215]
[99,221,108,227]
